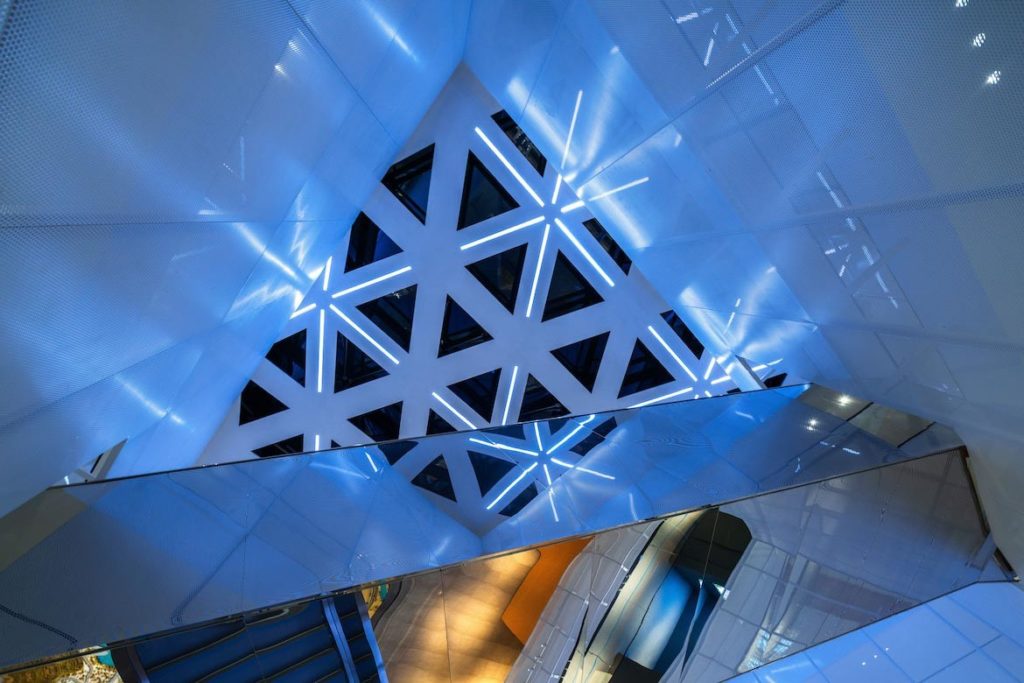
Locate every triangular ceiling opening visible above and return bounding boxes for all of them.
[618,340,674,398]
[448,368,502,421]
[345,212,403,272]
[542,251,604,321]
[382,144,434,224]
[348,401,403,442]
[551,332,610,392]
[411,454,457,502]
[252,435,304,458]
[468,450,515,497]
[356,285,418,352]
[458,151,519,229]
[499,482,538,516]
[239,381,288,425]
[518,373,569,422]
[438,296,493,357]
[426,409,457,435]
[266,329,306,387]
[335,332,388,392]
[465,244,527,313]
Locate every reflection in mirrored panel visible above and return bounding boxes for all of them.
[2,447,1000,682]
[0,387,973,671]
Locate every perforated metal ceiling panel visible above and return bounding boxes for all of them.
[0,0,469,516]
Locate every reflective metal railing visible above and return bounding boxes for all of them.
[0,385,954,669]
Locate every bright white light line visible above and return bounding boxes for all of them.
[290,303,316,319]
[551,174,564,205]
[322,256,333,292]
[543,463,553,485]
[546,415,596,454]
[548,489,560,522]
[560,90,584,170]
[501,366,520,425]
[533,422,543,451]
[525,224,551,318]
[468,437,537,457]
[549,457,615,480]
[475,127,545,207]
[554,218,614,287]
[460,216,544,250]
[486,463,538,510]
[647,326,698,382]
[329,304,400,365]
[331,266,412,297]
[314,434,321,451]
[628,386,693,409]
[317,309,326,393]
[582,176,650,203]
[559,199,585,213]
[364,450,379,473]
[703,356,716,380]
[431,392,477,430]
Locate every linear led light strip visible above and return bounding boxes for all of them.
[553,217,614,287]
[332,266,412,297]
[328,304,400,365]
[628,386,693,409]
[486,462,538,510]
[647,325,698,382]
[546,415,596,454]
[460,216,544,251]
[317,309,326,393]
[525,224,551,318]
[551,90,584,205]
[549,457,615,480]
[468,437,538,457]
[431,392,478,430]
[560,177,650,214]
[500,365,520,425]
[475,127,545,207]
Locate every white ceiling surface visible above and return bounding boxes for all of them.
[200,66,770,534]
[463,1,1024,571]
[4,0,1024,575]
[0,0,470,517]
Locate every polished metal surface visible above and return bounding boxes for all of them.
[0,385,929,669]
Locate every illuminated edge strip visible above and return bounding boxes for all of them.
[559,199,585,213]
[460,215,544,250]
[533,422,543,451]
[331,265,412,297]
[475,127,545,207]
[549,457,615,480]
[317,309,326,393]
[431,392,478,430]
[561,90,583,169]
[546,414,596,454]
[322,256,333,292]
[551,174,564,205]
[328,304,400,365]
[525,224,551,318]
[468,437,537,457]
[290,303,316,319]
[501,365,520,425]
[554,217,614,287]
[627,386,694,409]
[364,449,380,473]
[486,462,538,510]
[647,325,698,382]
[583,176,650,203]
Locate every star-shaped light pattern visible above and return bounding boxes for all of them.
[201,71,788,532]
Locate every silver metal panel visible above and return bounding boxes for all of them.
[0,386,933,669]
